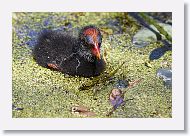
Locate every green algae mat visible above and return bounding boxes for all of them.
[12,12,172,118]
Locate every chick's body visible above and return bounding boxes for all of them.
[33,26,105,77]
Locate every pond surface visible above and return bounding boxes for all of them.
[12,12,172,118]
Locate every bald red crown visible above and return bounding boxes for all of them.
[83,28,99,43]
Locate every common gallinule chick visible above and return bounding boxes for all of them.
[33,25,106,77]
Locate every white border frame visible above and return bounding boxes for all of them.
[0,0,184,130]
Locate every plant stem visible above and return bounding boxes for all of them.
[138,12,172,42]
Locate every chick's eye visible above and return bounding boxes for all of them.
[98,43,101,48]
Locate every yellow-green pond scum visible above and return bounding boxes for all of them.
[12,12,172,118]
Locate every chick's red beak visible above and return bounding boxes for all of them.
[92,43,101,60]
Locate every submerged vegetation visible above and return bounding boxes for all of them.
[12,12,172,118]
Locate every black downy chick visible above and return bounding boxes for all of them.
[33,26,106,77]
